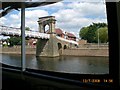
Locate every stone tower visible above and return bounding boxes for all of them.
[36,16,59,57]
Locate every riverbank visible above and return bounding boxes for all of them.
[0,47,35,55]
[0,46,109,57]
[62,48,108,57]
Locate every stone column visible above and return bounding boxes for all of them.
[38,22,44,33]
[49,17,56,34]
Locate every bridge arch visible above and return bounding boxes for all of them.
[58,43,62,50]
[44,24,49,33]
[58,43,62,55]
[63,45,67,49]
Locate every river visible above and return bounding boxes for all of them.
[0,54,109,74]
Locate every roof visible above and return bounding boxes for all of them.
[55,28,63,35]
[46,28,76,37]
[56,28,76,38]
[46,28,63,34]
[67,32,76,38]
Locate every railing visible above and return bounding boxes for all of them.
[56,36,78,45]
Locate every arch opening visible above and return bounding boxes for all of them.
[58,43,62,50]
[44,24,49,33]
[64,45,67,49]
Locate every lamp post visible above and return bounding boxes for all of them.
[98,29,100,49]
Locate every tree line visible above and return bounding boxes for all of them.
[79,23,108,43]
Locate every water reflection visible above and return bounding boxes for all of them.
[1,54,109,74]
[36,57,61,71]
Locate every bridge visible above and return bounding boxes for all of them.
[0,16,78,57]
[0,25,50,39]
[0,25,78,45]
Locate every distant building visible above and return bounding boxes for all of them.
[47,28,76,41]
[55,28,64,38]
[67,32,76,41]
[27,39,37,47]
[78,39,87,45]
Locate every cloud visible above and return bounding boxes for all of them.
[10,14,19,20]
[0,1,107,38]
[67,2,107,18]
[25,9,48,19]
[44,2,64,8]
[24,9,49,30]
[1,9,49,30]
[52,9,83,22]
[52,2,107,37]
[0,17,7,25]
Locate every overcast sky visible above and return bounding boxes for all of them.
[0,0,107,38]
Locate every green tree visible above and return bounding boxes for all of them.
[95,27,108,43]
[86,24,98,43]
[25,27,31,31]
[79,22,108,43]
[7,36,21,46]
[79,27,89,40]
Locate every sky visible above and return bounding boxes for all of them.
[0,0,107,39]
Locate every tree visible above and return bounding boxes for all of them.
[79,22,108,43]
[7,36,21,46]
[86,24,97,43]
[79,27,89,40]
[95,27,108,43]
[25,27,31,31]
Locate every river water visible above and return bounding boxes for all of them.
[1,54,109,74]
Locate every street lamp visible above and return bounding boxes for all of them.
[98,29,100,49]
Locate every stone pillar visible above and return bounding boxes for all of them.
[49,18,56,34]
[38,22,44,33]
[36,35,59,57]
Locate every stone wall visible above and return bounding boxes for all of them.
[62,48,109,57]
[0,46,35,54]
[0,47,109,57]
